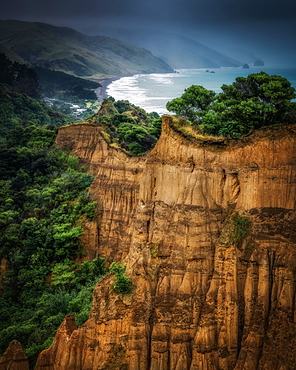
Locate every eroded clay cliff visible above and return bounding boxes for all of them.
[54,123,145,262]
[0,340,29,370]
[35,118,296,369]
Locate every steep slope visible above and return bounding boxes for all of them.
[0,20,173,78]
[34,118,296,369]
[0,43,25,64]
[0,340,29,370]
[103,30,242,68]
[53,122,146,262]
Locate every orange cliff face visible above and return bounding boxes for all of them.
[54,123,146,262]
[0,340,29,370]
[35,118,296,369]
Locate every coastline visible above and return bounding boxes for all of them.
[94,77,121,102]
[97,67,296,115]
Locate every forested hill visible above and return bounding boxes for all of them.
[0,53,70,140]
[0,20,173,78]
[0,50,105,368]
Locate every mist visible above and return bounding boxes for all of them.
[1,0,296,67]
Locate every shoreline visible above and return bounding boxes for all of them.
[94,77,122,102]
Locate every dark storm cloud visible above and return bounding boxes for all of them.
[1,0,296,65]
[183,0,296,23]
[2,0,296,25]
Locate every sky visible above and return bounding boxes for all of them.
[1,0,296,66]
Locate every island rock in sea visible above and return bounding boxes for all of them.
[23,118,296,369]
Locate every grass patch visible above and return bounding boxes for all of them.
[219,212,251,248]
[172,119,225,142]
[109,262,133,295]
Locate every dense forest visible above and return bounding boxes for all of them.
[33,66,101,101]
[0,52,102,122]
[0,53,106,367]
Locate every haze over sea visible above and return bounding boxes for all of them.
[106,67,296,115]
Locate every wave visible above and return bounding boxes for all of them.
[105,67,296,115]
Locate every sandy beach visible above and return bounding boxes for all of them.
[94,77,120,102]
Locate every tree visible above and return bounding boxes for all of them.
[167,72,296,138]
[218,72,296,128]
[166,85,216,123]
[0,53,40,98]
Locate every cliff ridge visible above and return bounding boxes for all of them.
[34,117,296,369]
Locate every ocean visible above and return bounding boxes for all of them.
[106,67,296,115]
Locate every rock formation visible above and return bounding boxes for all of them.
[0,340,29,370]
[35,118,296,369]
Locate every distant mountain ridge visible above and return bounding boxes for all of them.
[98,29,243,68]
[0,20,173,78]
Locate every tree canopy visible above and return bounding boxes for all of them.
[0,120,105,367]
[166,72,296,138]
[0,53,40,99]
[90,97,161,155]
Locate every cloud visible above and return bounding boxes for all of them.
[3,0,296,25]
[1,0,296,66]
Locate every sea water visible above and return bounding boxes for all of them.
[106,67,296,115]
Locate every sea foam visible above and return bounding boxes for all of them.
[105,67,296,115]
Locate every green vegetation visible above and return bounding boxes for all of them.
[34,66,100,100]
[0,54,145,367]
[90,97,161,155]
[49,99,100,122]
[0,52,100,123]
[148,242,159,258]
[0,20,173,79]
[166,72,296,138]
[109,262,133,295]
[0,118,107,366]
[0,53,40,99]
[0,55,108,368]
[33,66,101,122]
[0,54,70,142]
[0,87,70,143]
[219,212,251,247]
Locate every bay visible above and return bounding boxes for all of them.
[106,67,296,115]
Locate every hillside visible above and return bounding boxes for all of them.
[0,20,173,78]
[0,43,25,64]
[103,30,243,68]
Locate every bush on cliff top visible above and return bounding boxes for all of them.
[89,97,161,155]
[109,262,133,295]
[166,72,296,138]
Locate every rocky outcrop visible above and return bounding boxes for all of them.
[34,315,77,369]
[0,340,29,370]
[36,118,296,369]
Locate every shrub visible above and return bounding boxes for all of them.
[109,262,133,295]
[219,212,251,247]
